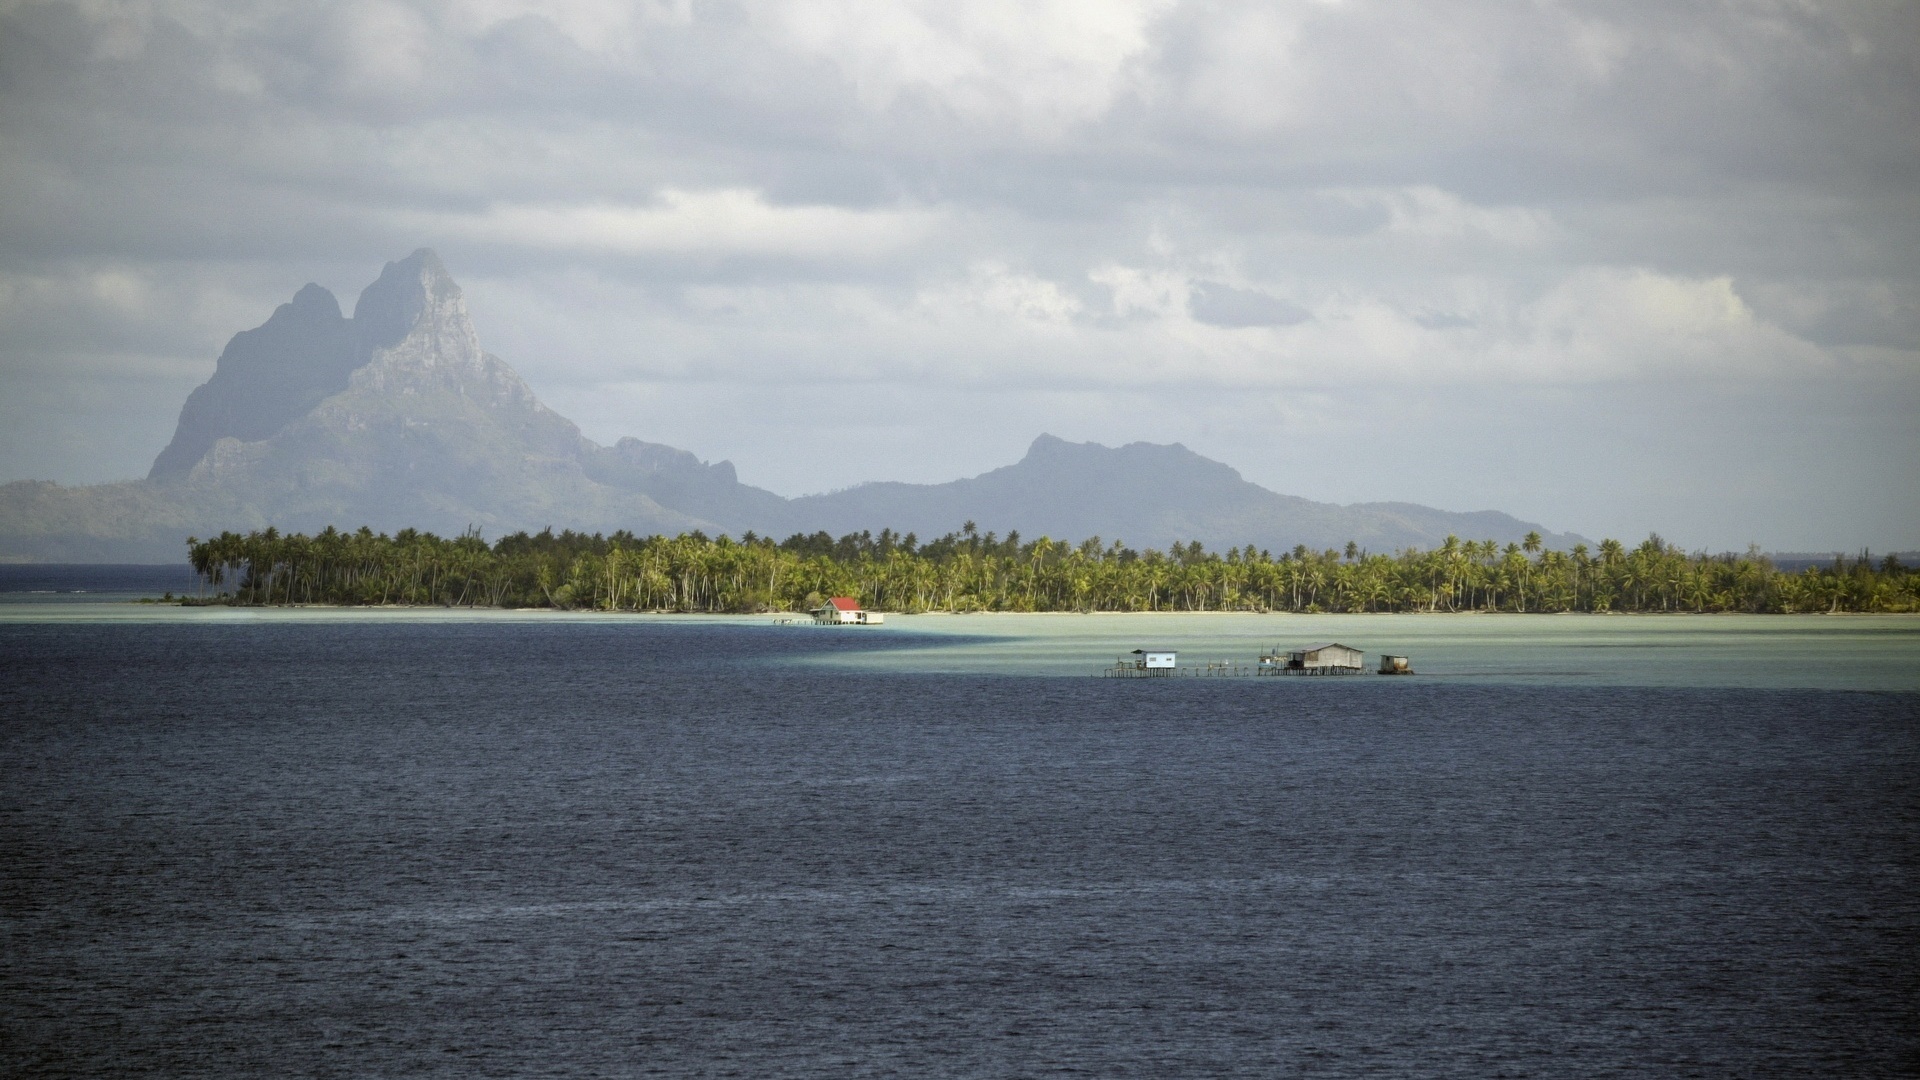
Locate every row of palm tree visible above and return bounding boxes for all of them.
[184,525,1919,614]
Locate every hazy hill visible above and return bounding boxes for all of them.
[769,435,1585,553]
[0,250,1582,562]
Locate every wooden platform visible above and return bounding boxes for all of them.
[1103,663,1387,678]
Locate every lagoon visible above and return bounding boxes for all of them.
[4,579,1916,1075]
[5,579,1915,692]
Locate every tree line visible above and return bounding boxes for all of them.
[181,523,1920,614]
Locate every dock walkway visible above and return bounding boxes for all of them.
[1102,662,1371,678]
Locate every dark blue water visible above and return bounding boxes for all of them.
[0,564,196,598]
[3,621,1916,1077]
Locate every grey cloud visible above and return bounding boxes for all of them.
[6,1,1913,275]
[1738,277,1920,351]
[1188,282,1310,328]
[0,0,1916,547]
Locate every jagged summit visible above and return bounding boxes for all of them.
[352,248,459,354]
[148,281,356,479]
[1014,434,1244,485]
[149,248,473,481]
[84,250,707,550]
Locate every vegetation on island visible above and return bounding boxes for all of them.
[183,523,1920,614]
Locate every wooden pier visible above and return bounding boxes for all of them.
[1103,662,1393,678]
[1103,646,1411,678]
[1104,661,1262,678]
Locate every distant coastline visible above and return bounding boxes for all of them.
[175,526,1919,615]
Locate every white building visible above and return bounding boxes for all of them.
[1131,649,1176,669]
[812,597,884,624]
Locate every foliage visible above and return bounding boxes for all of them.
[184,526,1920,614]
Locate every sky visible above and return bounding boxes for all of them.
[1,0,1916,552]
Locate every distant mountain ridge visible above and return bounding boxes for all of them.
[0,250,1583,562]
[767,435,1585,553]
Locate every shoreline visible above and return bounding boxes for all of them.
[1,597,1898,620]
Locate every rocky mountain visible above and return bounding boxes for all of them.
[582,437,792,530]
[148,282,360,480]
[0,250,1582,562]
[1,251,703,560]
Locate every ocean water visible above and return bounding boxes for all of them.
[2,598,1917,1076]
[0,563,200,602]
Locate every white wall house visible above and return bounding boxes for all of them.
[812,597,883,624]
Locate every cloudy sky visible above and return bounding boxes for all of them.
[1,0,1915,550]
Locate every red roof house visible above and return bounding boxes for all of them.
[812,596,884,625]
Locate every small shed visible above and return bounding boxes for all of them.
[1287,643,1366,672]
[1131,649,1177,669]
[812,597,884,625]
[1378,654,1412,675]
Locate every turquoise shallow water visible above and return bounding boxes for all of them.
[3,594,1914,692]
[814,612,1920,692]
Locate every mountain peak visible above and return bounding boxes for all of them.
[1016,434,1234,482]
[352,248,459,354]
[288,282,343,317]
[150,249,494,481]
[147,280,355,480]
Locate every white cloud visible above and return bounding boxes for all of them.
[445,0,691,55]
[1206,268,1823,384]
[1511,268,1813,379]
[769,0,1171,136]
[411,189,945,259]
[928,263,1082,323]
[487,262,1828,409]
[1089,264,1188,319]
[1164,2,1317,135]
[0,264,273,357]
[1326,186,1554,246]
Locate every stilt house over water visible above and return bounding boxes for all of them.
[1104,649,1178,677]
[812,597,884,625]
[1281,643,1366,673]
